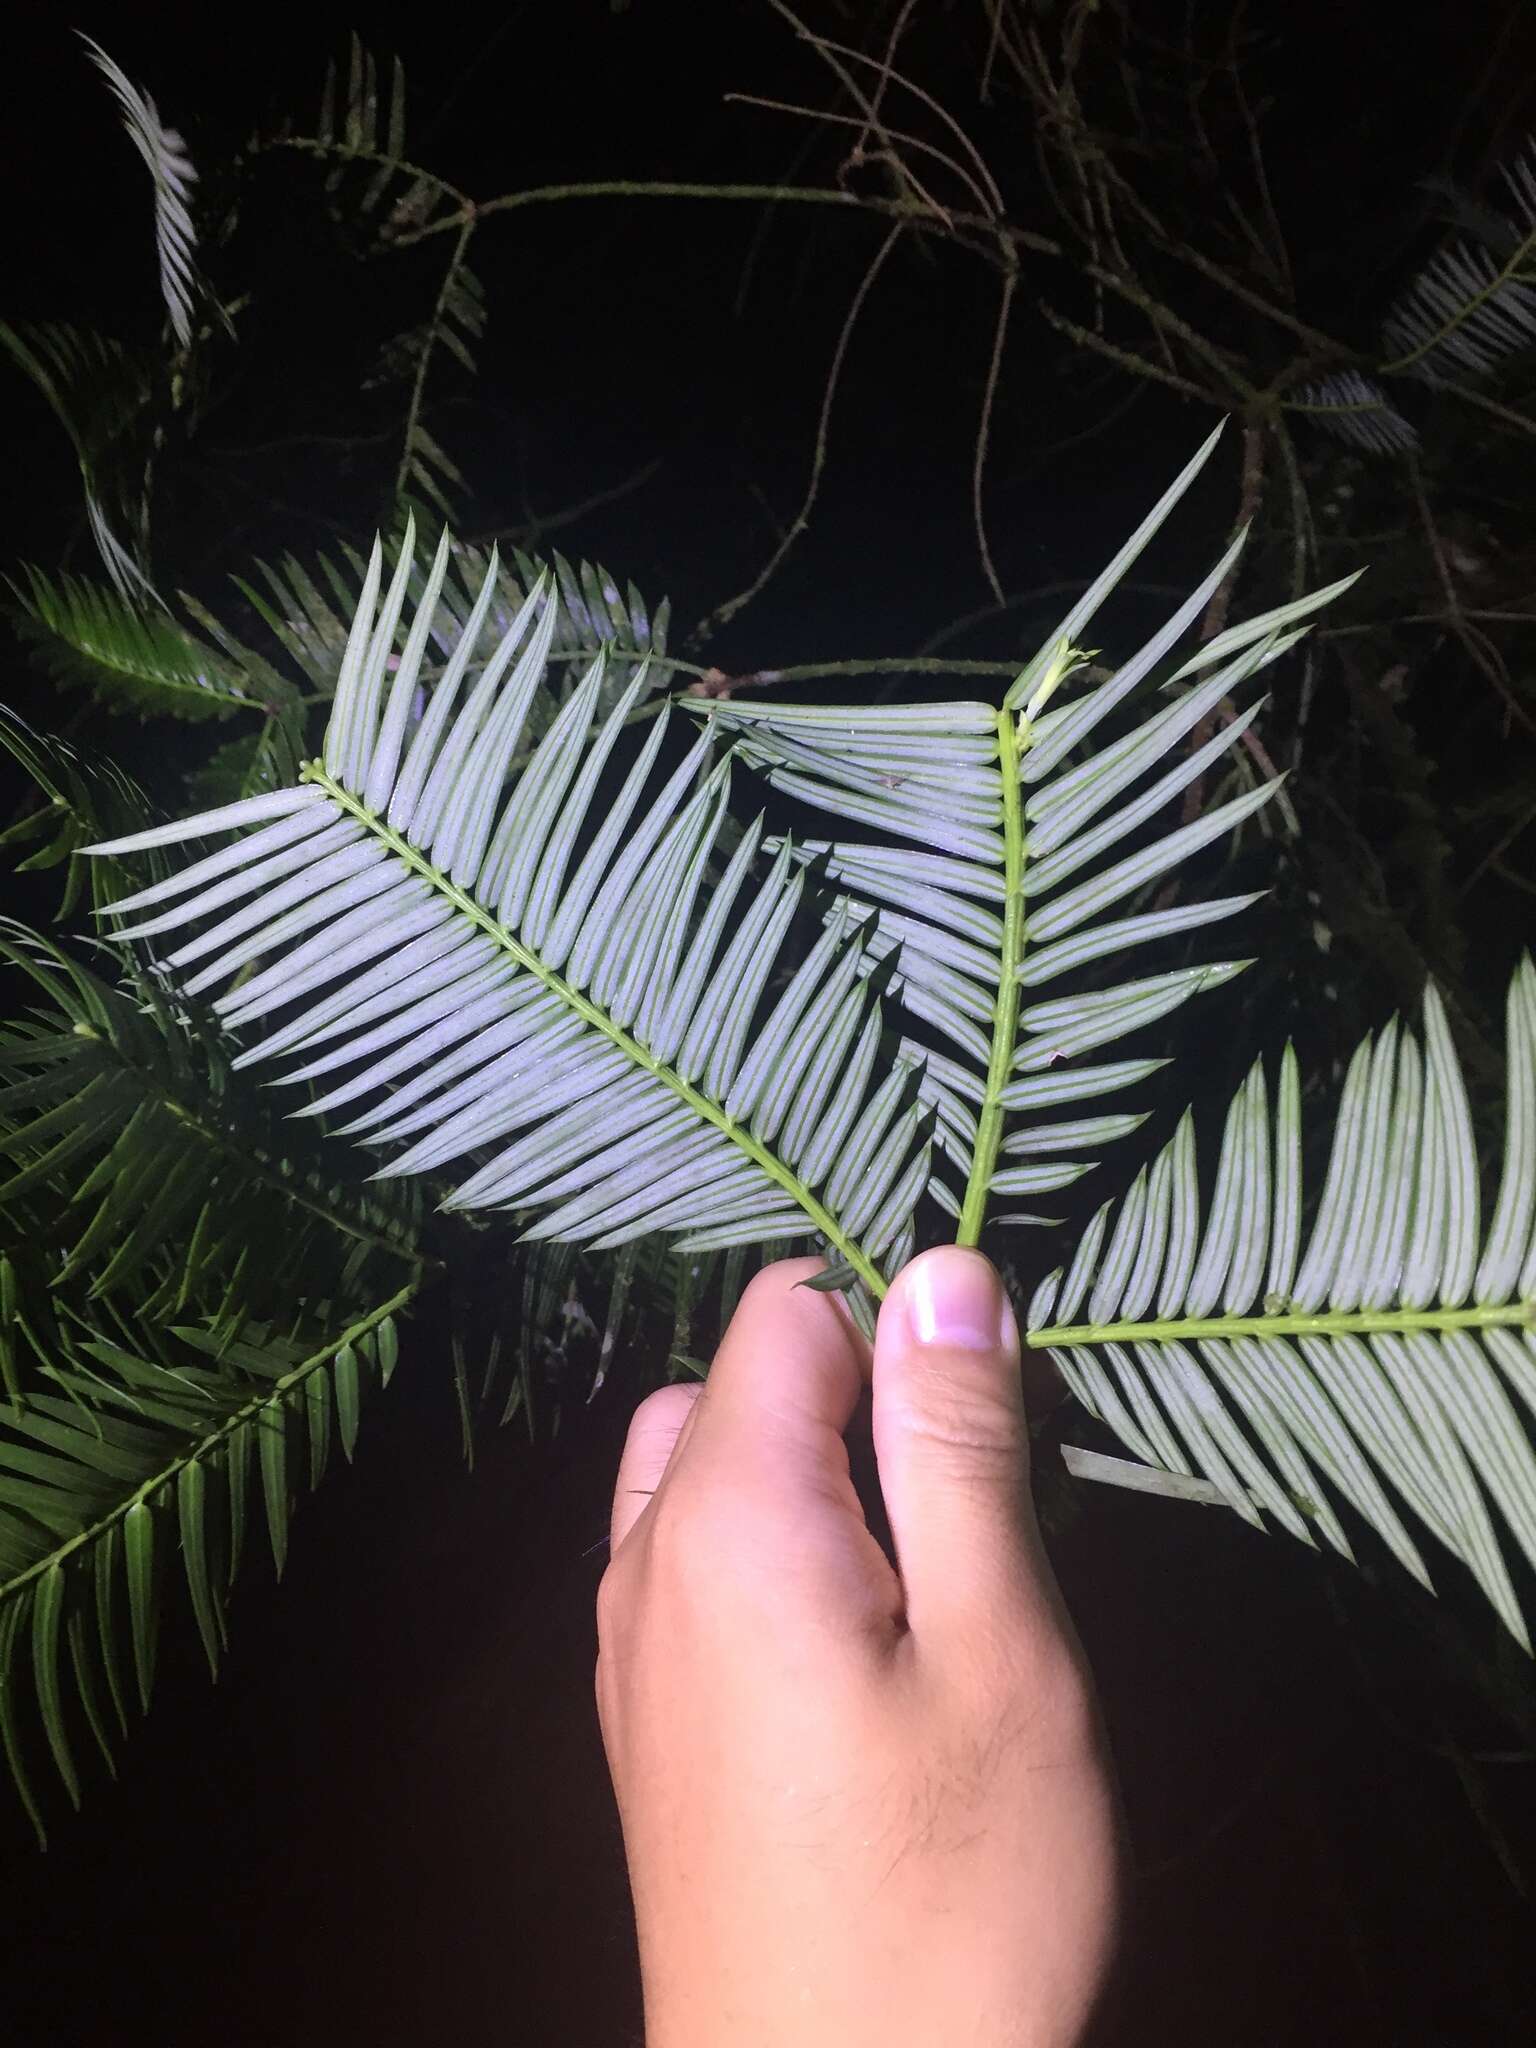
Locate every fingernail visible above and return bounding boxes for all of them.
[902,1248,1014,1354]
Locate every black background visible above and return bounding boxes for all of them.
[4,3,1536,2042]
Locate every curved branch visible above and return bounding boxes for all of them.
[688,221,905,647]
[973,263,1018,608]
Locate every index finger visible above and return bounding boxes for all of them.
[678,1257,870,1495]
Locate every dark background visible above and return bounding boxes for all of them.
[4,3,1536,2042]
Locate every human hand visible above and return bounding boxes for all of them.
[596,1248,1121,2048]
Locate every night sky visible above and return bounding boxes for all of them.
[5,4,1536,2043]
[9,0,1531,669]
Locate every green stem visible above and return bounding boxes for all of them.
[0,1283,416,1606]
[303,765,889,1300]
[426,180,954,242]
[265,144,1059,263]
[956,706,1025,1245]
[1028,1302,1536,1350]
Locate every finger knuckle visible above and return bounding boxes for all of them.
[642,1488,711,1574]
[627,1382,698,1441]
[595,1559,630,1642]
[736,1257,820,1318]
[908,1382,1024,1472]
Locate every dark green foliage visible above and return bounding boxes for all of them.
[9,567,257,721]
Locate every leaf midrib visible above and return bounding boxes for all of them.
[1379,219,1536,376]
[303,763,890,1296]
[956,706,1025,1245]
[0,1284,415,1604]
[1029,1302,1536,1349]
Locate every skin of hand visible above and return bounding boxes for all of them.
[596,1247,1122,2048]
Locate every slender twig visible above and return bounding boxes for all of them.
[851,0,921,166]
[744,3,968,245]
[916,577,1188,659]
[726,93,990,219]
[1151,237,1333,353]
[1321,607,1536,636]
[1135,1725,1326,1879]
[1431,380,1536,444]
[1441,1725,1532,1900]
[462,457,664,550]
[688,222,905,646]
[392,216,476,511]
[1264,419,1321,764]
[1003,371,1152,476]
[1209,421,1265,641]
[1084,262,1257,397]
[398,178,1047,251]
[1270,416,1315,612]
[264,134,469,211]
[771,6,1006,217]
[1461,791,1536,898]
[979,0,1006,104]
[277,134,1063,274]
[973,263,1018,606]
[1036,303,1217,405]
[732,125,823,318]
[1409,457,1536,738]
[1490,856,1536,897]
[203,425,402,460]
[1230,13,1293,293]
[1152,420,1273,886]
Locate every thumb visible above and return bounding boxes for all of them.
[873,1247,1057,1649]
